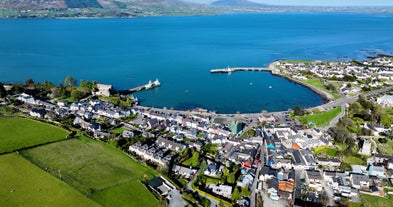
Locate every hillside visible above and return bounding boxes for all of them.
[212,0,265,7]
[0,0,66,10]
[0,0,191,10]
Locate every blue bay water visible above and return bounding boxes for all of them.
[1,13,393,113]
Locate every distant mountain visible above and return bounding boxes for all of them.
[211,0,265,7]
[0,0,191,10]
[0,0,67,10]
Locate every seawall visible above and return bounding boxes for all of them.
[267,61,334,103]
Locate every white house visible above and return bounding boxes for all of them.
[94,84,113,97]
[377,95,393,107]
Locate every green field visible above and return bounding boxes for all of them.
[303,78,325,89]
[298,106,341,127]
[361,193,393,207]
[301,78,340,99]
[20,137,159,205]
[382,108,393,116]
[0,117,68,153]
[377,139,393,155]
[110,127,125,134]
[0,153,100,207]
[182,151,200,167]
[344,156,366,165]
[313,145,338,157]
[90,180,159,207]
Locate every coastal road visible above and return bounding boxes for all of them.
[317,86,393,111]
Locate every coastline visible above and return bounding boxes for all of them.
[267,61,335,103]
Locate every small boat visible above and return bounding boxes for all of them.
[250,82,253,86]
[269,86,272,89]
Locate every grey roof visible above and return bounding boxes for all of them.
[351,174,369,186]
[306,170,322,180]
[292,150,305,165]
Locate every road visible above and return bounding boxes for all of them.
[316,86,393,111]
[249,141,266,207]
[133,86,393,124]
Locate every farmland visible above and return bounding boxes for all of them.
[0,117,68,153]
[20,137,159,205]
[0,153,100,207]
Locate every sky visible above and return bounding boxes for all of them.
[184,0,393,7]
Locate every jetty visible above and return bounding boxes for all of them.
[210,67,271,73]
[119,79,161,95]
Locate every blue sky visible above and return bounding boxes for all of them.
[183,0,393,6]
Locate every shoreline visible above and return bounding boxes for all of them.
[267,61,334,103]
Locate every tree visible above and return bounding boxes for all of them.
[326,82,337,92]
[345,137,356,148]
[12,83,24,94]
[24,78,35,87]
[294,106,304,116]
[80,80,93,91]
[71,90,86,101]
[64,76,77,87]
[0,83,7,98]
[380,114,393,127]
[330,126,352,143]
[340,118,354,128]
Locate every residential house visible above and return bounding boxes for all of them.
[350,174,370,190]
[94,84,113,97]
[30,108,46,118]
[147,177,173,196]
[305,170,323,191]
[156,137,185,152]
[172,165,197,179]
[237,173,254,188]
[317,157,341,168]
[377,95,393,107]
[204,160,221,177]
[359,139,372,156]
[368,165,385,177]
[209,184,232,199]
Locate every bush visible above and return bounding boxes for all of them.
[379,138,388,144]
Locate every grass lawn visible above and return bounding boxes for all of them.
[344,156,366,165]
[301,78,341,99]
[313,145,338,157]
[0,153,100,207]
[204,175,221,185]
[20,137,159,205]
[361,193,393,207]
[334,141,347,151]
[382,108,393,116]
[0,117,68,153]
[182,151,200,167]
[90,180,159,207]
[377,139,393,155]
[110,127,125,134]
[303,78,325,89]
[298,106,341,127]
